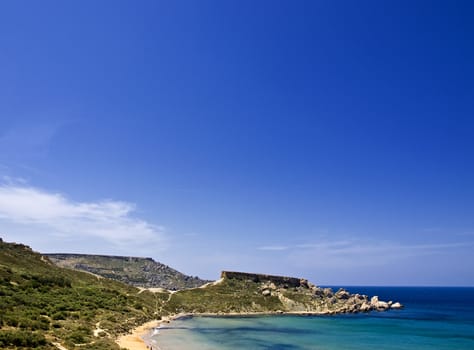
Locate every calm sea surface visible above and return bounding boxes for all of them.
[151,287,474,349]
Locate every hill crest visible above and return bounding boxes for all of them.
[45,253,210,290]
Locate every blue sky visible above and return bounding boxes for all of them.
[0,1,473,286]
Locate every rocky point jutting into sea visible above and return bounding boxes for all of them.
[193,271,404,315]
[141,270,404,320]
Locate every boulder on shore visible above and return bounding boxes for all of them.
[370,295,399,311]
[335,288,351,299]
[360,302,371,312]
[375,301,389,310]
[391,302,403,309]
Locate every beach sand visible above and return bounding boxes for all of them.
[116,319,161,350]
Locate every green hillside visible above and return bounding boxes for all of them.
[46,253,209,290]
[0,238,165,349]
[0,238,397,350]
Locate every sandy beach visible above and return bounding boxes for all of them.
[116,319,162,350]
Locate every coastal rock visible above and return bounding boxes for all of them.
[369,295,391,310]
[262,289,271,296]
[360,302,371,312]
[391,302,403,309]
[323,288,334,297]
[375,301,389,310]
[335,288,350,299]
[312,287,324,296]
[345,303,359,313]
[300,279,310,288]
[370,296,379,306]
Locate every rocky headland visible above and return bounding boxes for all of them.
[222,271,403,313]
[129,271,403,350]
[160,271,403,316]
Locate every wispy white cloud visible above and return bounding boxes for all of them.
[258,238,474,268]
[0,182,166,253]
[258,245,289,251]
[254,237,474,285]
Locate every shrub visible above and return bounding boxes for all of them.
[0,330,47,347]
[52,311,68,320]
[65,330,89,345]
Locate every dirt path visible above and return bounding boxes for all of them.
[52,342,69,350]
[93,321,110,337]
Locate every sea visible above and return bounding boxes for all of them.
[150,287,474,349]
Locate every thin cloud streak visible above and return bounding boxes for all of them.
[258,239,474,265]
[258,245,289,251]
[254,238,474,285]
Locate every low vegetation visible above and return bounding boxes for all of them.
[165,278,284,314]
[0,239,160,349]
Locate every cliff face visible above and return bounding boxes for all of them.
[220,271,304,288]
[46,253,210,290]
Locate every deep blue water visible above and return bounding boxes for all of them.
[152,287,474,349]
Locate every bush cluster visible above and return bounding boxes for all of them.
[0,330,47,348]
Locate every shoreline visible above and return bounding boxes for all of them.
[115,309,378,350]
[116,319,162,350]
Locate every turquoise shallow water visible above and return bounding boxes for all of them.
[151,287,474,350]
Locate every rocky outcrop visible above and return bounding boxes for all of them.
[367,295,404,311]
[391,302,403,309]
[217,271,403,315]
